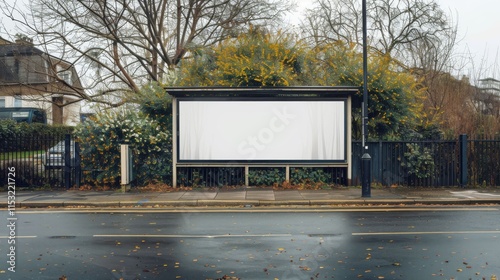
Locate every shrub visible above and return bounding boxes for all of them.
[74,110,171,187]
[0,120,73,152]
[134,82,172,130]
[290,167,331,185]
[402,143,435,179]
[248,167,285,186]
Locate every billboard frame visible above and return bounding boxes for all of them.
[167,87,359,187]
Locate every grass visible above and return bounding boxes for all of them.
[0,150,44,160]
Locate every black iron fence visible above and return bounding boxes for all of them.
[352,137,500,187]
[176,166,347,187]
[0,133,81,189]
[468,139,500,186]
[1,133,499,188]
[352,140,460,187]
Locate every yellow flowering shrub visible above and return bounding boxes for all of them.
[177,32,436,140]
[178,28,305,87]
[307,42,430,139]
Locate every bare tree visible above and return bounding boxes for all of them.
[1,0,291,107]
[407,17,460,125]
[301,0,452,64]
[301,0,466,138]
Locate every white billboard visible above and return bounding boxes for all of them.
[178,100,346,162]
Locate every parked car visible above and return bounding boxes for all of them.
[44,140,76,169]
[0,107,47,124]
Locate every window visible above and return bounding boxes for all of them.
[58,70,72,84]
[13,95,22,107]
[0,98,5,108]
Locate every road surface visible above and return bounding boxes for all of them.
[1,207,499,279]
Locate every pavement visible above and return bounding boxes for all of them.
[2,187,500,208]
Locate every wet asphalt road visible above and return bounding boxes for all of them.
[1,207,500,280]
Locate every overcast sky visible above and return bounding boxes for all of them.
[2,0,500,79]
[436,0,500,78]
[292,0,500,79]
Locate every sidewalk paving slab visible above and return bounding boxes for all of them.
[274,190,304,201]
[246,190,275,200]
[156,192,186,200]
[180,192,218,200]
[214,191,246,200]
[2,187,500,208]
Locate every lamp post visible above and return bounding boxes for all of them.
[361,0,371,197]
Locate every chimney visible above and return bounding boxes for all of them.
[14,36,34,46]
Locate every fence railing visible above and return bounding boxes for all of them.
[0,133,81,189]
[468,139,500,186]
[352,140,460,187]
[352,137,500,187]
[1,133,499,188]
[176,166,347,187]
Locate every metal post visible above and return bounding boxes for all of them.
[361,0,371,196]
[361,153,371,197]
[64,134,71,189]
[75,142,81,189]
[459,134,468,188]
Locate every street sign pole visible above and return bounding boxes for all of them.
[361,0,371,197]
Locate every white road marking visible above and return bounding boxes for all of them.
[93,234,292,238]
[352,230,500,236]
[450,190,500,198]
[0,236,37,238]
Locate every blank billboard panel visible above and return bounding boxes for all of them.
[178,100,346,162]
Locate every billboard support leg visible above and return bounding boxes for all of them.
[285,165,290,183]
[245,165,249,187]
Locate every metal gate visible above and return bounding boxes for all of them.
[0,133,80,189]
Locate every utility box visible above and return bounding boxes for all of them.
[121,144,133,191]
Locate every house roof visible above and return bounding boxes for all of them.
[0,37,11,45]
[0,38,84,94]
[0,43,44,56]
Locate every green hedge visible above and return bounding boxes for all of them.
[74,110,171,187]
[0,120,73,152]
